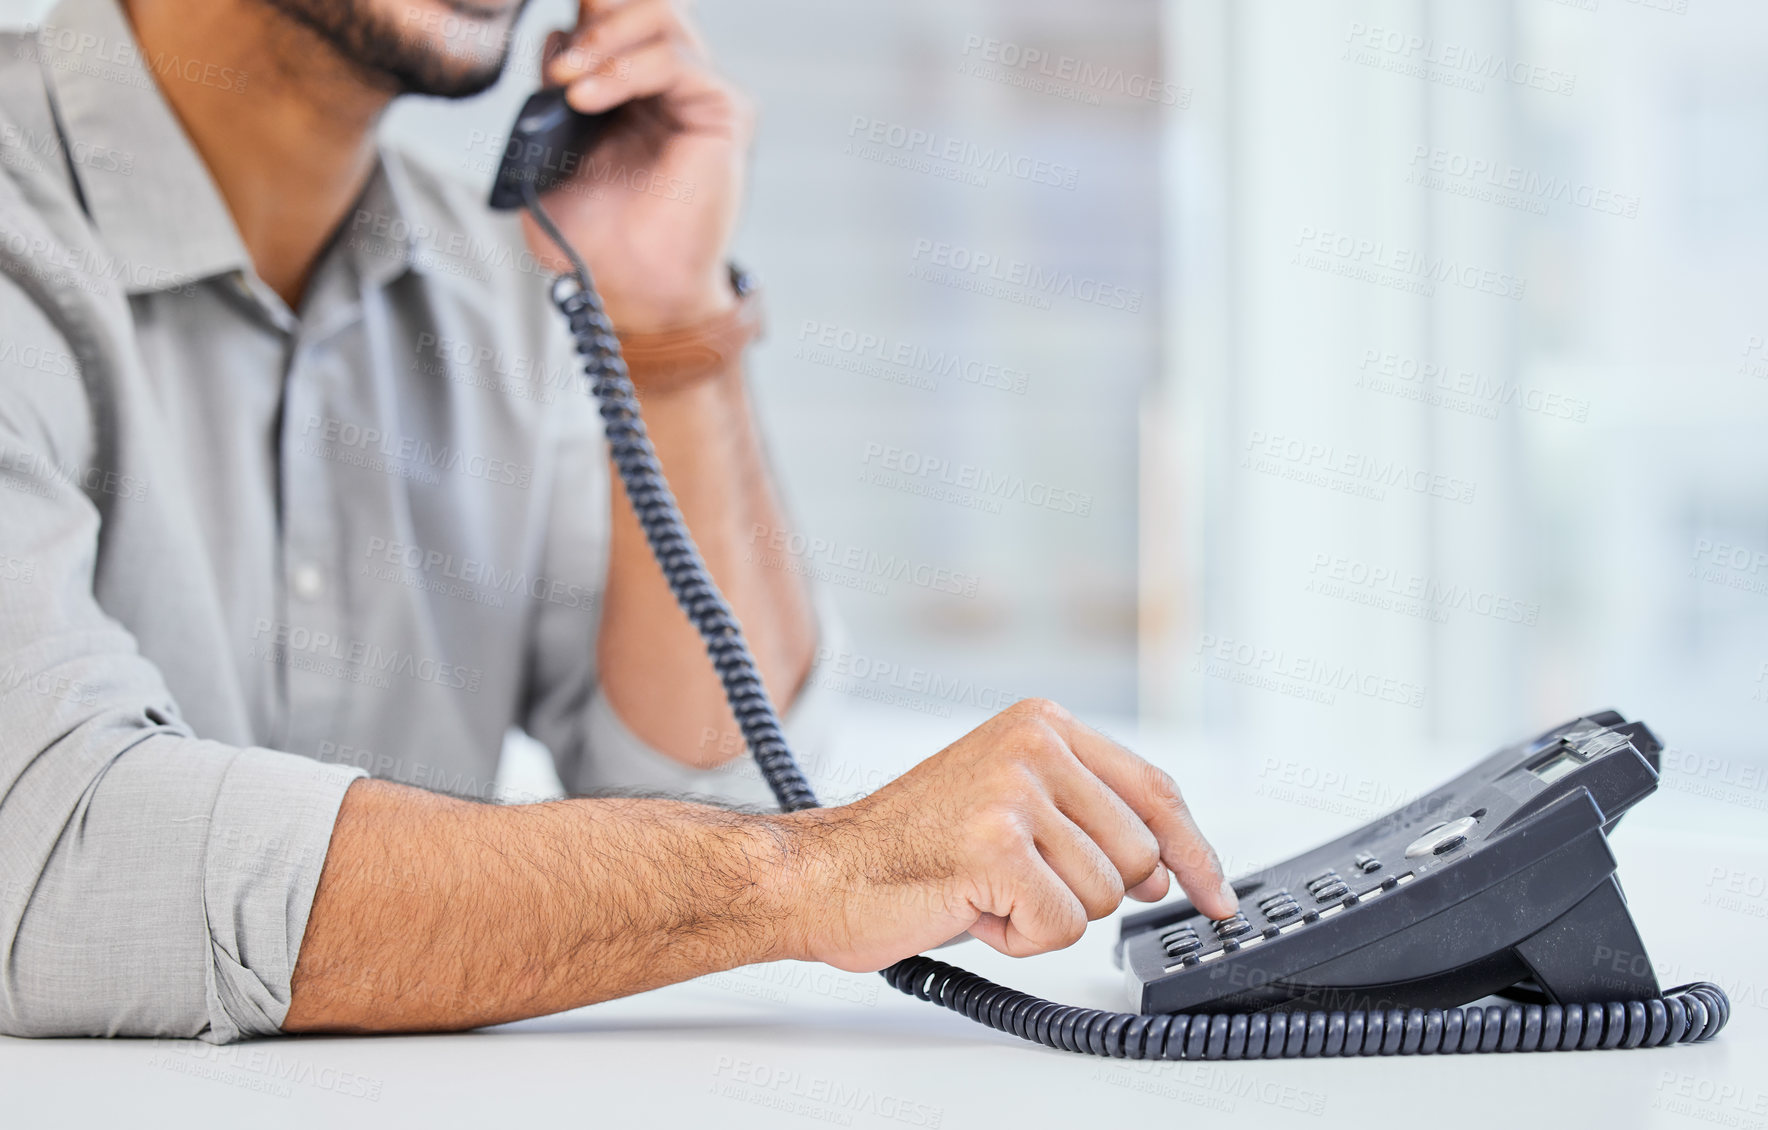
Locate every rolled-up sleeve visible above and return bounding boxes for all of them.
[0,287,363,1042]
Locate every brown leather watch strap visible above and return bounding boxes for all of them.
[616,285,764,396]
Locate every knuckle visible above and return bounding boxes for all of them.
[975,808,1031,854]
[1004,933,1043,959]
[1010,696,1071,727]
[991,719,1066,771]
[983,746,1046,799]
[983,756,1041,802]
[1126,834,1162,882]
[1143,763,1185,811]
[1017,729,1067,771]
[1083,885,1122,920]
[1057,910,1087,948]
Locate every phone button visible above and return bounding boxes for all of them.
[1161,930,1202,959]
[1404,816,1480,859]
[1212,914,1252,938]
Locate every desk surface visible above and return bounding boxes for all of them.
[3,717,1763,1130]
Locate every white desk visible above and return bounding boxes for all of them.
[3,713,1762,1130]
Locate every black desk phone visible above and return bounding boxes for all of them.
[489,88,1729,1059]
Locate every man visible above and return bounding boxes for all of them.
[0,0,1236,1040]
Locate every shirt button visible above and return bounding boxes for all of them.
[291,563,326,601]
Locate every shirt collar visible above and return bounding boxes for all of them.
[38,0,253,295]
[334,147,523,300]
[37,0,503,305]
[333,152,425,295]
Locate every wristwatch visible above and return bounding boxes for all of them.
[615,261,763,395]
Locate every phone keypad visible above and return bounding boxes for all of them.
[1160,861,1421,974]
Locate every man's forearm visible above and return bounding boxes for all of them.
[283,778,801,1033]
[598,358,818,767]
[284,700,1239,1035]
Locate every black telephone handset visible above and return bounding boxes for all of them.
[490,89,1729,1059]
[489,88,609,210]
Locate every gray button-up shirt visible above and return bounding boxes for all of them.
[0,0,837,1043]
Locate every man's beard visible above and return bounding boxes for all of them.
[258,0,530,98]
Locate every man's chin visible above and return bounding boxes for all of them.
[386,0,530,98]
[390,44,512,100]
[260,0,527,100]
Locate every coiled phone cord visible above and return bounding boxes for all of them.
[525,190,818,813]
[882,956,1729,1057]
[525,188,1730,1057]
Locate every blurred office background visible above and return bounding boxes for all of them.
[407,0,1765,794]
[12,0,1764,803]
[1148,0,1768,788]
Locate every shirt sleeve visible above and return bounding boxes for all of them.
[519,365,850,810]
[0,278,365,1043]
